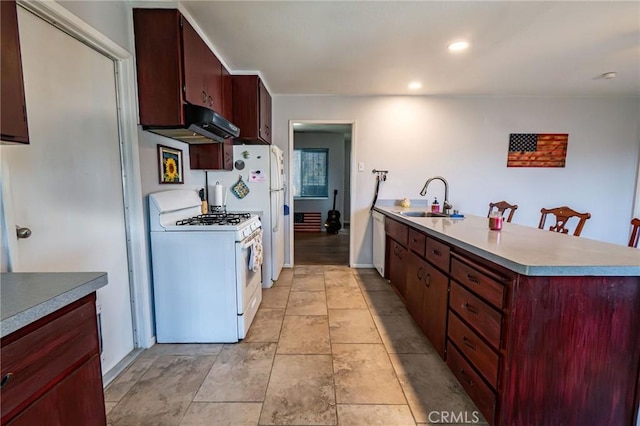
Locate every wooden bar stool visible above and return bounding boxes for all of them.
[487,201,518,223]
[539,206,591,237]
[629,218,640,248]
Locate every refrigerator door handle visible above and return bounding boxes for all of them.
[273,189,280,232]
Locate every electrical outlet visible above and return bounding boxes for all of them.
[358,162,365,172]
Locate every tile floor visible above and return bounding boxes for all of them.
[105,266,483,425]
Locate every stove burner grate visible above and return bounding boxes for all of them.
[176,212,252,226]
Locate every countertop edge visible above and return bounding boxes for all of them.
[1,273,108,338]
[374,206,640,277]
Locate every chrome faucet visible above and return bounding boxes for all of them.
[420,176,453,214]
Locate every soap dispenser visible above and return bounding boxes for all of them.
[431,197,440,213]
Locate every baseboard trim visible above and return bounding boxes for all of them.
[284,264,293,268]
[102,347,145,387]
[351,263,375,268]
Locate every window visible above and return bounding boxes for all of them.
[293,148,328,198]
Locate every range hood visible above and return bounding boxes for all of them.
[145,104,240,144]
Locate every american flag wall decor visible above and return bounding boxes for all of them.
[507,133,568,168]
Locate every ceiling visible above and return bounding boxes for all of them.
[181,1,640,97]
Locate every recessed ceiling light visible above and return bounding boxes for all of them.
[408,81,422,90]
[448,41,469,52]
[601,72,617,79]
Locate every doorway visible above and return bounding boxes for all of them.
[290,122,353,265]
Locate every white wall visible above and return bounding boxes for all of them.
[58,1,131,51]
[272,96,640,266]
[293,132,345,229]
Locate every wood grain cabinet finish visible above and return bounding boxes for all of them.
[379,211,640,425]
[385,217,408,247]
[189,139,233,170]
[387,239,408,299]
[405,251,426,325]
[1,0,29,144]
[133,9,230,126]
[0,293,105,425]
[231,75,272,144]
[408,229,425,257]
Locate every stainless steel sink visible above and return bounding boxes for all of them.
[396,211,449,218]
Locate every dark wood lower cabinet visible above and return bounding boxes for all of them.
[380,211,640,426]
[0,293,105,425]
[420,261,448,359]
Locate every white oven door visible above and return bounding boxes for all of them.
[236,229,263,314]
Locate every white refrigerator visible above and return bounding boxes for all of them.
[207,144,285,288]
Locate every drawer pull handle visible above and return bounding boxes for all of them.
[466,274,480,284]
[417,266,424,280]
[464,303,479,315]
[462,336,476,351]
[1,373,14,389]
[424,273,431,288]
[459,369,474,387]
[432,249,442,256]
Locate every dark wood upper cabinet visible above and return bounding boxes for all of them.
[1,0,29,144]
[133,8,229,126]
[190,140,233,170]
[232,75,272,144]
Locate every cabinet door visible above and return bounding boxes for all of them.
[206,52,223,112]
[258,79,271,143]
[221,65,233,120]
[182,18,208,107]
[421,262,449,359]
[405,251,426,325]
[189,140,232,170]
[1,0,29,143]
[388,239,407,299]
[8,355,106,426]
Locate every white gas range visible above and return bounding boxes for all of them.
[149,189,262,343]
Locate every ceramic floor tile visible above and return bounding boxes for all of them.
[274,269,294,287]
[291,273,326,292]
[141,343,223,357]
[294,265,324,275]
[389,353,483,424]
[104,355,156,402]
[277,315,331,354]
[285,291,327,316]
[363,290,407,315]
[323,265,352,272]
[372,314,434,354]
[332,344,406,405]
[194,343,276,402]
[179,402,262,425]
[243,309,285,343]
[328,310,381,344]
[355,273,393,292]
[324,271,360,289]
[261,287,291,309]
[107,355,215,426]
[337,404,416,426]
[259,354,336,425]
[326,286,367,309]
[104,402,117,416]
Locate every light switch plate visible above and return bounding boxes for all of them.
[358,161,365,172]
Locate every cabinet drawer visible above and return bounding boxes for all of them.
[386,217,408,247]
[449,282,502,350]
[426,237,450,272]
[448,311,500,389]
[447,344,496,425]
[408,229,425,257]
[451,258,505,309]
[1,296,99,420]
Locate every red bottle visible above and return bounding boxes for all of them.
[431,197,440,213]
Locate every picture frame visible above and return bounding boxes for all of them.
[158,144,184,184]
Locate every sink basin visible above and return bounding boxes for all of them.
[396,211,449,218]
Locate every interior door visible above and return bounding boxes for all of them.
[0,8,134,374]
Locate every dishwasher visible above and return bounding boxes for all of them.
[372,210,386,277]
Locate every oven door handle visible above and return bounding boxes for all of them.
[241,230,263,249]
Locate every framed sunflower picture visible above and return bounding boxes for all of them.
[158,145,184,184]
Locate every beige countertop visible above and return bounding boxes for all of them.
[375,205,640,276]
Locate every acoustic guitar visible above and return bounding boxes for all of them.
[325,189,342,234]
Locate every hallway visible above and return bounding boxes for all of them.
[105,266,483,425]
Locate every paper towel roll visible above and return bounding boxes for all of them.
[212,182,224,207]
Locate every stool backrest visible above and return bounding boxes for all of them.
[539,206,591,237]
[488,201,518,223]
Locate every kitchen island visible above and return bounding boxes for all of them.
[1,272,108,425]
[374,206,640,426]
